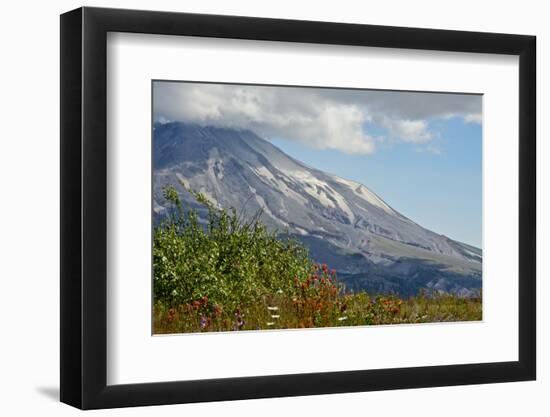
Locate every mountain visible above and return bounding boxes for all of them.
[153,122,482,297]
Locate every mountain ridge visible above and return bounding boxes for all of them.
[153,122,482,296]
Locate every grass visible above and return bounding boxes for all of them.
[153,284,482,334]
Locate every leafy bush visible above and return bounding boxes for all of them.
[153,185,314,312]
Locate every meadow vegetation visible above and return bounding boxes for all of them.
[153,185,482,334]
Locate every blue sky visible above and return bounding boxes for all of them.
[154,81,483,248]
[270,116,482,248]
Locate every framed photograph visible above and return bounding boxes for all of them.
[60,6,536,409]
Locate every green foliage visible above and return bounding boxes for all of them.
[153,185,313,312]
[153,184,482,334]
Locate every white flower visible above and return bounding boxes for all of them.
[267,322,275,326]
[267,306,279,311]
[338,316,348,321]
[271,315,280,319]
[276,289,283,294]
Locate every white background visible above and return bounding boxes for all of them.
[108,33,519,384]
[0,0,546,415]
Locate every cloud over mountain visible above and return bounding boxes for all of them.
[153,82,481,154]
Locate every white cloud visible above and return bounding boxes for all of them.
[154,82,376,154]
[464,113,483,124]
[415,144,442,155]
[380,118,432,144]
[153,82,482,154]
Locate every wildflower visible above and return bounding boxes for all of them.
[167,308,176,322]
[213,305,222,317]
[234,308,245,330]
[199,315,208,328]
[276,289,283,294]
[271,315,280,319]
[266,322,275,326]
[338,316,348,321]
[267,306,279,311]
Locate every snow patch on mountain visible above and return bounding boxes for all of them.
[249,185,290,228]
[289,171,355,222]
[335,177,395,215]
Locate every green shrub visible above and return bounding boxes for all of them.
[153,185,314,312]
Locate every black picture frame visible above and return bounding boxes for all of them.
[60,6,536,410]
